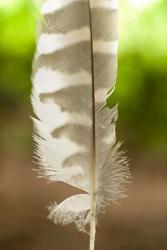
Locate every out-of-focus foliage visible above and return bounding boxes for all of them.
[0,0,40,108]
[111,0,167,150]
[0,0,166,152]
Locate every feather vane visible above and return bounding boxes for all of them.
[32,1,130,249]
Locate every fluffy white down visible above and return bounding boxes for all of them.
[48,194,91,231]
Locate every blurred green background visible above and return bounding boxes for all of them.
[0,1,167,250]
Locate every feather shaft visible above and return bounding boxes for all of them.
[88,0,97,249]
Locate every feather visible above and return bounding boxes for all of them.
[32,0,130,249]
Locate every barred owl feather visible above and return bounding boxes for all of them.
[32,1,130,249]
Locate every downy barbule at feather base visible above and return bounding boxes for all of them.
[31,0,130,249]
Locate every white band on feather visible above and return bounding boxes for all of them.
[32,96,91,132]
[93,40,118,55]
[36,27,90,56]
[103,129,116,145]
[42,0,87,14]
[32,98,69,131]
[33,68,91,95]
[91,0,119,10]
[95,88,108,103]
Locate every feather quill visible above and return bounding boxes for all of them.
[32,0,130,249]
